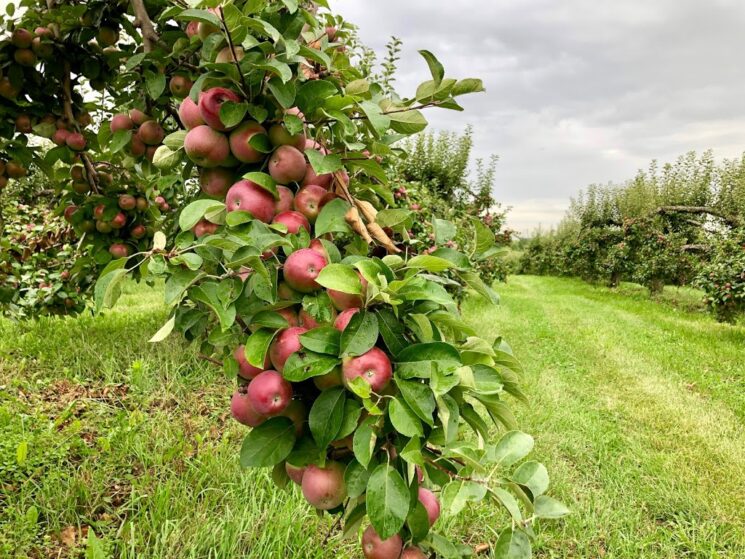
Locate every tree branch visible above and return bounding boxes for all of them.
[217,7,250,97]
[654,206,739,227]
[130,0,159,53]
[198,354,223,367]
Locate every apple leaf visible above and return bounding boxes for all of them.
[240,417,296,468]
[339,311,378,357]
[308,386,346,450]
[316,264,362,295]
[366,464,410,540]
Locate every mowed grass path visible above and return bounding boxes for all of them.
[1,277,744,557]
[461,276,745,558]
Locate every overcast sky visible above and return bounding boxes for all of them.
[331,0,745,234]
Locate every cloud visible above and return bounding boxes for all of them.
[330,0,745,234]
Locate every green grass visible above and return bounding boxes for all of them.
[1,276,744,558]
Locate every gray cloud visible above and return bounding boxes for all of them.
[330,0,745,233]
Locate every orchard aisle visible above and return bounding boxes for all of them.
[463,276,745,558]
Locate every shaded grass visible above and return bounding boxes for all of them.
[1,277,744,557]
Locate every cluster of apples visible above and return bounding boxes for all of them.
[0,158,27,190]
[109,109,167,162]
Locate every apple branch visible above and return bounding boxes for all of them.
[130,0,159,53]
[217,7,251,98]
[653,205,740,227]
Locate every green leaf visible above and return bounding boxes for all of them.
[512,461,550,498]
[436,394,459,444]
[353,416,377,468]
[176,8,222,28]
[395,342,461,379]
[149,315,175,343]
[366,464,410,540]
[240,417,296,468]
[494,528,531,559]
[375,209,413,229]
[145,71,166,99]
[308,386,346,450]
[388,398,423,437]
[418,50,444,86]
[471,364,504,395]
[431,248,470,269]
[179,199,225,231]
[359,101,391,136]
[471,217,496,255]
[268,77,296,108]
[534,496,570,519]
[396,379,435,426]
[255,59,292,83]
[407,254,457,273]
[441,481,488,516]
[345,459,371,499]
[220,101,248,129]
[316,264,362,294]
[109,129,132,153]
[163,130,187,151]
[452,78,485,97]
[458,270,500,305]
[407,501,430,542]
[244,328,277,368]
[489,431,534,468]
[305,149,343,175]
[315,198,352,237]
[152,146,181,170]
[94,269,128,312]
[164,269,204,305]
[491,487,523,522]
[338,399,363,439]
[433,219,457,244]
[242,172,278,198]
[283,350,339,382]
[375,308,408,357]
[339,311,378,357]
[300,327,340,355]
[388,109,428,135]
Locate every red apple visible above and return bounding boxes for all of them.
[301,162,333,189]
[192,219,218,238]
[268,123,305,148]
[418,487,440,526]
[283,248,327,293]
[52,128,70,146]
[110,212,127,229]
[109,243,130,259]
[273,211,310,235]
[129,109,152,125]
[231,387,266,427]
[301,462,347,510]
[137,120,165,145]
[246,370,293,416]
[269,326,307,373]
[342,347,392,393]
[361,526,402,559]
[111,113,134,133]
[334,308,360,331]
[277,306,300,327]
[286,463,306,485]
[328,273,367,310]
[228,121,268,163]
[199,167,234,198]
[401,548,427,559]
[294,184,327,223]
[178,96,205,129]
[268,145,307,184]
[313,367,343,390]
[234,344,270,380]
[225,180,276,223]
[184,125,230,167]
[199,87,242,131]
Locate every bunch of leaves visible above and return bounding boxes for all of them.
[695,228,745,322]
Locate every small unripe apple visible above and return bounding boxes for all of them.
[169,75,193,98]
[15,114,32,133]
[96,26,119,47]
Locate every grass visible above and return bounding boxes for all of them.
[1,276,744,558]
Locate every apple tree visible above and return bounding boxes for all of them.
[1,1,567,556]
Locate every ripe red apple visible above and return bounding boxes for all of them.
[184,125,230,167]
[234,344,270,380]
[110,212,127,229]
[111,113,134,132]
[268,123,305,148]
[313,367,343,390]
[52,128,70,146]
[334,308,360,331]
[301,462,347,510]
[246,370,292,416]
[294,184,327,223]
[137,120,165,145]
[225,180,276,223]
[178,96,205,129]
[361,526,403,559]
[342,347,392,393]
[169,75,193,98]
[328,273,367,310]
[145,146,158,162]
[11,28,33,49]
[276,306,299,327]
[401,547,427,559]
[283,248,327,293]
[269,145,307,184]
[418,487,440,525]
[109,243,130,259]
[286,463,306,485]
[199,167,233,197]
[231,387,266,427]
[273,211,310,235]
[275,185,294,214]
[118,195,136,211]
[63,205,78,223]
[269,326,308,373]
[301,162,333,189]
[199,87,242,131]
[228,121,268,163]
[65,132,87,151]
[309,239,329,259]
[192,219,218,238]
[129,109,152,125]
[129,134,147,157]
[130,224,147,239]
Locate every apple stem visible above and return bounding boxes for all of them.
[217,7,251,98]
